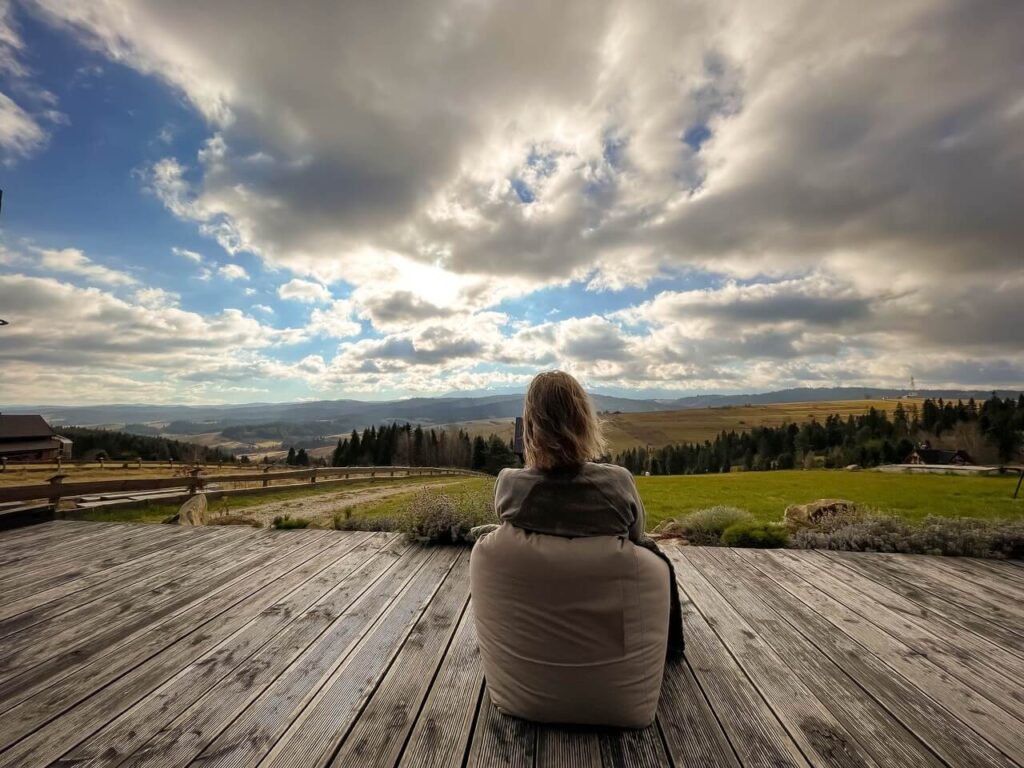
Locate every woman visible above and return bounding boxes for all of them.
[469,370,684,728]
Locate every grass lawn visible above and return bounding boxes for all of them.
[77,474,458,524]
[637,470,1022,527]
[341,476,496,521]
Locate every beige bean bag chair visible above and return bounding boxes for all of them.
[470,522,670,728]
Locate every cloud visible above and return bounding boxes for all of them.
[172,246,202,262]
[7,0,1024,396]
[308,299,361,338]
[0,91,44,158]
[0,269,309,402]
[34,247,137,285]
[277,278,330,303]
[252,303,274,314]
[217,263,248,281]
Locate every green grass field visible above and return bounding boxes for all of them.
[637,470,1022,527]
[75,469,1021,532]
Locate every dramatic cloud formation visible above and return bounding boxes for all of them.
[1,0,1022,401]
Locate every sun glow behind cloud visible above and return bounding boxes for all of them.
[0,0,1022,403]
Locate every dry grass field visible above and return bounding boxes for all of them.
[0,461,266,488]
[445,398,926,454]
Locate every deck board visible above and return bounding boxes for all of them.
[0,521,1021,767]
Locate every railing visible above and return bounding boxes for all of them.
[0,466,486,506]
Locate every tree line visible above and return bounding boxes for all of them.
[62,426,234,463]
[613,395,1024,475]
[313,422,519,474]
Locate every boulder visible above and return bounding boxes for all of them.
[651,518,689,540]
[164,493,208,526]
[845,464,861,471]
[784,498,857,527]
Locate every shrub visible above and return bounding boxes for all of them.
[209,514,262,527]
[272,515,310,529]
[721,520,789,548]
[396,486,495,544]
[663,506,751,545]
[334,513,397,532]
[791,514,1024,559]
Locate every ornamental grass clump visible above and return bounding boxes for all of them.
[663,506,752,545]
[720,520,789,548]
[791,514,1024,559]
[396,486,495,544]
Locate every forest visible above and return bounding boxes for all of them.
[62,426,234,463]
[613,396,1024,475]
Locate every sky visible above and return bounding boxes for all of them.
[0,0,1022,405]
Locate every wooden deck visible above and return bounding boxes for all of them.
[0,521,1022,767]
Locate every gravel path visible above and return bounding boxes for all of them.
[234,480,458,527]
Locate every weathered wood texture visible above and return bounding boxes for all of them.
[0,522,1021,767]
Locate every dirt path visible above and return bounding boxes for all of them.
[233,480,459,527]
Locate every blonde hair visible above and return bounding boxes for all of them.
[523,370,606,470]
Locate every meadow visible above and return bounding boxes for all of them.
[636,470,1021,526]
[72,467,1021,531]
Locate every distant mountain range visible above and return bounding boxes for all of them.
[3,387,1019,432]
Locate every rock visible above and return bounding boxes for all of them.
[784,498,858,527]
[164,493,208,526]
[652,518,689,539]
[845,464,861,471]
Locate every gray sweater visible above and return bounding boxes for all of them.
[495,462,646,541]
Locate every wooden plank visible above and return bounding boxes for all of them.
[0,520,98,556]
[807,551,1024,673]
[820,550,1024,658]
[465,692,535,768]
[0,527,273,679]
[327,552,471,767]
[656,658,740,768]
[0,525,244,624]
[671,549,878,768]
[736,548,1024,765]
[0,530,339,738]
[0,525,195,597]
[662,549,811,768]
[259,548,464,768]
[0,525,236,639]
[397,605,485,768]
[599,725,671,767]
[728,548,1020,768]
[771,550,1024,715]
[0,523,160,582]
[55,533,401,768]
[850,552,1024,626]
[825,549,1024,638]
[0,531,368,764]
[536,725,603,768]
[963,556,1024,586]
[688,548,944,768]
[921,555,1024,603]
[189,546,450,767]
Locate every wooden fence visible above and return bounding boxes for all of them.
[0,466,483,507]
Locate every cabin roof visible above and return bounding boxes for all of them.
[0,414,55,440]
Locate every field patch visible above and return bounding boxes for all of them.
[637,469,1021,527]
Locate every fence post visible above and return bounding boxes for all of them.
[189,468,204,496]
[262,466,271,488]
[47,473,68,509]
[310,468,317,484]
